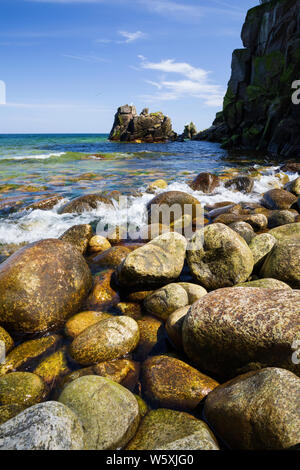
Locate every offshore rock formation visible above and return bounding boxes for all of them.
[109,105,177,143]
[195,0,300,159]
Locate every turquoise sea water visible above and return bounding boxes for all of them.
[0,133,287,246]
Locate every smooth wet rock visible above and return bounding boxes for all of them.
[204,368,300,450]
[0,327,14,354]
[58,376,140,450]
[61,359,140,392]
[281,162,300,174]
[188,173,220,193]
[236,278,291,289]
[165,307,190,350]
[0,402,84,450]
[88,235,111,254]
[268,222,300,241]
[183,287,300,380]
[144,284,189,321]
[260,240,300,288]
[177,283,207,304]
[0,334,60,376]
[187,224,254,290]
[65,311,112,339]
[225,176,254,193]
[126,409,220,450]
[249,233,277,269]
[229,221,255,244]
[262,189,297,210]
[70,316,140,366]
[147,191,202,225]
[118,232,187,289]
[0,239,92,334]
[133,316,167,362]
[268,210,296,228]
[59,193,112,214]
[59,224,93,254]
[146,179,168,194]
[90,246,131,269]
[85,270,119,310]
[0,372,47,408]
[285,177,300,196]
[33,348,70,388]
[24,195,64,212]
[141,355,219,411]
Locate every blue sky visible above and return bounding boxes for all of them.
[0,0,258,133]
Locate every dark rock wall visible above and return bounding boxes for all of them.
[195,0,300,159]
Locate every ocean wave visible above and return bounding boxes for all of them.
[2,152,66,161]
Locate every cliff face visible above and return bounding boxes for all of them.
[109,105,176,143]
[196,0,300,159]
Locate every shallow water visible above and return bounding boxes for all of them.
[0,133,294,245]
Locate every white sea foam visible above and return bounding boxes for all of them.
[8,152,66,161]
[0,165,294,245]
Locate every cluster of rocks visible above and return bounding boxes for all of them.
[0,165,300,450]
[109,105,177,143]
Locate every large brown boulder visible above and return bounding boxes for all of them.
[59,193,112,214]
[260,240,300,288]
[0,239,92,334]
[204,368,300,450]
[109,105,176,143]
[262,189,297,210]
[182,287,300,380]
[147,191,202,226]
[188,173,220,193]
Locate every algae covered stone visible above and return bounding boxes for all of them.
[118,232,187,288]
[70,316,140,366]
[0,372,47,408]
[187,223,254,290]
[144,284,189,321]
[0,327,14,354]
[58,376,140,450]
[260,240,300,288]
[126,409,220,450]
[249,233,276,268]
[165,306,190,350]
[33,347,70,388]
[0,239,92,334]
[236,278,291,289]
[141,355,219,411]
[65,311,112,339]
[0,404,24,425]
[177,283,207,304]
[183,287,300,380]
[0,402,84,450]
[268,222,300,241]
[133,316,167,362]
[204,368,300,450]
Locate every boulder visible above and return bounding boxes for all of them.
[183,287,300,380]
[117,232,187,289]
[126,409,220,450]
[165,307,190,350]
[267,210,296,228]
[0,402,84,450]
[262,189,297,210]
[147,191,202,226]
[281,162,300,174]
[33,348,70,388]
[69,316,140,366]
[285,177,300,196]
[204,368,300,450]
[146,179,168,194]
[0,405,25,425]
[59,193,112,214]
[0,239,92,334]
[59,224,93,254]
[0,327,14,354]
[268,223,300,241]
[88,235,111,254]
[235,278,291,289]
[260,240,300,288]
[248,233,276,268]
[177,282,207,304]
[133,316,167,362]
[229,221,255,244]
[188,173,220,193]
[65,311,112,339]
[23,195,64,212]
[224,176,254,193]
[141,355,219,411]
[143,284,189,321]
[58,376,140,450]
[84,270,120,310]
[109,105,176,143]
[187,224,254,290]
[89,246,131,270]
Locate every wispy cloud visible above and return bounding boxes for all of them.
[62,53,108,63]
[118,30,147,43]
[139,57,224,106]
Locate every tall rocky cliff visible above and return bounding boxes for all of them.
[196,0,300,159]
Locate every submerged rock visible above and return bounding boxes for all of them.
[0,239,92,334]
[141,355,219,411]
[126,409,220,450]
[0,372,47,408]
[65,311,112,339]
[69,316,140,366]
[118,232,187,289]
[224,176,254,193]
[187,224,254,290]
[204,368,300,450]
[0,405,25,426]
[183,287,300,380]
[58,376,140,450]
[0,327,14,354]
[0,402,84,450]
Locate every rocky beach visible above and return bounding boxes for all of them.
[0,0,300,453]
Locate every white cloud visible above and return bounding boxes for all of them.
[118,30,147,43]
[62,53,108,62]
[139,58,224,106]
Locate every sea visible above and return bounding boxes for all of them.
[0,133,294,246]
